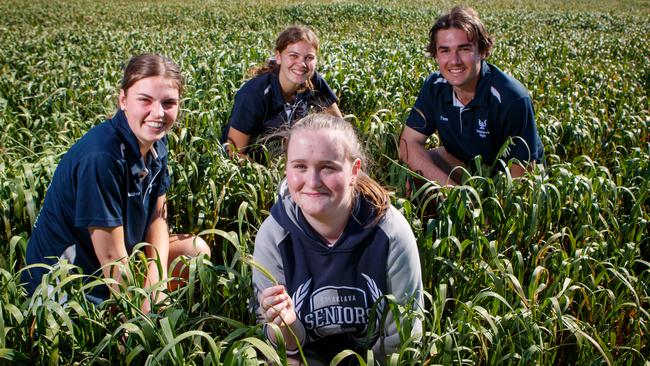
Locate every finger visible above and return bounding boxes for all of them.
[267,299,288,316]
[265,299,290,323]
[261,292,289,312]
[261,285,285,298]
[259,286,285,310]
[270,305,288,325]
[273,304,295,326]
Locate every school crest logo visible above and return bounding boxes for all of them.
[476,119,489,138]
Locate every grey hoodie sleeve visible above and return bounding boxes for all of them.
[252,215,288,322]
[372,205,424,359]
[252,213,308,353]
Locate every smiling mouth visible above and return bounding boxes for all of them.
[291,68,308,76]
[145,121,165,129]
[303,191,327,196]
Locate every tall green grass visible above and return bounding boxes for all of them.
[0,0,648,364]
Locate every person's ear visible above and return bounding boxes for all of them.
[350,159,361,185]
[275,50,282,65]
[119,89,127,111]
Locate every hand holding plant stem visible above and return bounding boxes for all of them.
[245,255,307,364]
[260,285,308,363]
[260,285,297,327]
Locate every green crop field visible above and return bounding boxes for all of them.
[0,0,648,364]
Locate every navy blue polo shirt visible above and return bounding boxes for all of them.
[407,61,544,168]
[23,110,170,299]
[222,71,338,145]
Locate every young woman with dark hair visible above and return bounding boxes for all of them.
[23,54,211,312]
[222,26,342,160]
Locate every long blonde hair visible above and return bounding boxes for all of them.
[283,114,389,222]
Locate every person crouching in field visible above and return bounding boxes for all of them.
[222,26,342,161]
[252,114,423,365]
[22,54,211,312]
[399,5,544,186]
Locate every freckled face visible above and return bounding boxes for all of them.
[119,76,180,156]
[286,129,359,224]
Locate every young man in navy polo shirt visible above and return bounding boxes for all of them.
[399,5,544,186]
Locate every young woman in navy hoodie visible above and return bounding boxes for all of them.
[252,114,423,364]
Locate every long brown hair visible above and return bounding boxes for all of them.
[252,26,320,92]
[283,114,390,223]
[426,5,493,58]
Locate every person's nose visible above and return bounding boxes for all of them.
[450,50,461,64]
[306,169,322,188]
[152,101,165,118]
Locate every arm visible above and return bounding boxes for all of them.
[252,216,307,353]
[89,226,129,294]
[399,126,460,186]
[80,153,130,292]
[373,207,424,357]
[89,195,170,313]
[258,285,306,352]
[312,72,341,118]
[323,102,342,118]
[225,79,266,159]
[499,97,544,177]
[224,126,252,159]
[142,194,170,312]
[510,163,527,178]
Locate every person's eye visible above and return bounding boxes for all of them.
[163,100,178,109]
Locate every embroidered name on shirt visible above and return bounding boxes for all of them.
[439,115,449,122]
[476,119,490,138]
[127,192,141,197]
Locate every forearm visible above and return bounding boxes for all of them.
[144,195,170,298]
[399,139,458,186]
[144,221,169,286]
[225,127,252,158]
[324,102,342,117]
[89,226,130,293]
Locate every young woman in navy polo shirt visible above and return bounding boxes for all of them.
[223,26,342,160]
[252,114,423,364]
[23,54,211,312]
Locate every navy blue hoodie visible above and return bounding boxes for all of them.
[252,181,423,363]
